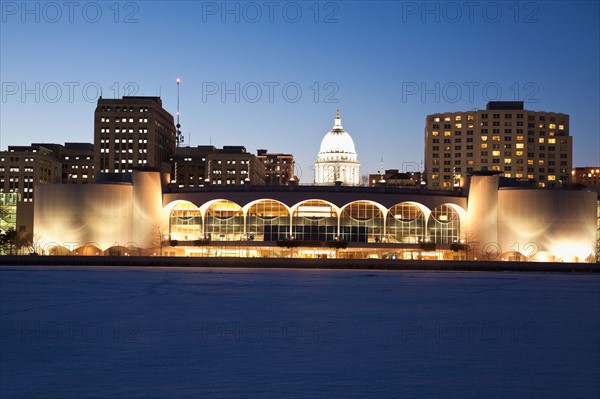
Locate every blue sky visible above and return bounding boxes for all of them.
[1,1,599,182]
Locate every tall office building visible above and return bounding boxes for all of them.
[94,96,176,177]
[424,101,572,189]
[256,149,295,185]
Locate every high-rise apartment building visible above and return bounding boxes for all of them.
[170,146,266,188]
[424,101,572,189]
[94,96,176,177]
[256,149,294,185]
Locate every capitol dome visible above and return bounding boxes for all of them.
[318,110,357,156]
[314,109,361,185]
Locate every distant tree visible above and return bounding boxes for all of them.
[21,233,43,255]
[151,224,168,256]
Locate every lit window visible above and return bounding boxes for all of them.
[455,123,462,128]
[492,151,500,156]
[432,131,439,136]
[444,117,451,122]
[548,138,556,144]
[481,143,488,149]
[548,175,556,181]
[481,136,488,141]
[444,131,451,136]
[504,158,512,164]
[539,138,545,143]
[434,117,440,122]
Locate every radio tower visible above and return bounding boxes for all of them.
[176,78,183,146]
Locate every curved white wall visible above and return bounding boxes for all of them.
[34,184,133,252]
[498,189,597,261]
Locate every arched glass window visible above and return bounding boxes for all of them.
[246,200,290,241]
[428,204,460,244]
[339,201,385,243]
[387,202,427,243]
[204,200,244,241]
[291,200,338,241]
[169,202,201,241]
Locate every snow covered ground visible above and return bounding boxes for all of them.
[1,267,598,398]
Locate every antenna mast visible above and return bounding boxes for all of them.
[176,78,183,146]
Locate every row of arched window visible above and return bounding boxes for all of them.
[167,199,465,244]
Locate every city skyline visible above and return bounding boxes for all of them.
[1,1,599,182]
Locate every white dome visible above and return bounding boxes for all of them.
[314,109,361,186]
[318,110,357,155]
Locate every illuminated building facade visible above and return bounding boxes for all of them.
[32,142,95,184]
[170,146,266,188]
[33,171,597,262]
[94,96,176,176]
[572,167,600,192]
[0,193,18,233]
[0,145,62,203]
[368,170,423,188]
[0,145,62,235]
[256,149,295,185]
[425,101,572,189]
[314,109,361,185]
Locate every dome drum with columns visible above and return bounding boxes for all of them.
[314,109,361,185]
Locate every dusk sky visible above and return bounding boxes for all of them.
[1,1,599,182]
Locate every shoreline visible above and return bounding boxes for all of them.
[0,256,598,273]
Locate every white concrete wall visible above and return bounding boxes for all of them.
[466,175,499,254]
[498,189,597,262]
[34,184,133,252]
[132,171,164,249]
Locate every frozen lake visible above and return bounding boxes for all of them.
[1,267,599,398]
